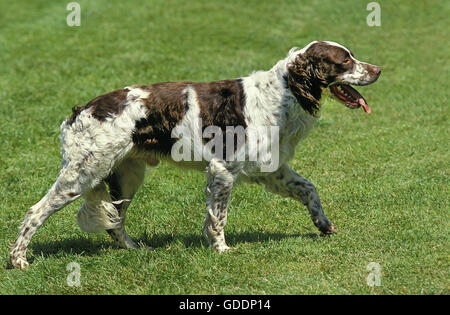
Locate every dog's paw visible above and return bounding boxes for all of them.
[11,256,29,269]
[323,224,338,234]
[213,244,232,253]
[315,219,338,235]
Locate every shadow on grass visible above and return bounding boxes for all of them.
[6,231,322,268]
[28,237,110,261]
[5,237,109,269]
[138,230,321,249]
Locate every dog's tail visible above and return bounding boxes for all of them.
[76,185,123,233]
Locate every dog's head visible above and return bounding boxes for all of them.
[286,41,381,116]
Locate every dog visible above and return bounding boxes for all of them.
[10,41,380,269]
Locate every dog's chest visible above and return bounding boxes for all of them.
[242,93,317,175]
[277,102,317,164]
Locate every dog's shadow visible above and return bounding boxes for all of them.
[15,231,321,267]
[6,238,106,269]
[138,231,320,249]
[28,237,108,259]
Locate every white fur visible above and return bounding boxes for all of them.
[11,41,370,268]
[166,45,317,175]
[76,182,123,233]
[241,54,317,174]
[59,87,148,187]
[60,87,149,231]
[169,86,206,168]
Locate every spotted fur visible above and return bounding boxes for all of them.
[10,41,380,268]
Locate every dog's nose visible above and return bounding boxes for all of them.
[372,66,381,76]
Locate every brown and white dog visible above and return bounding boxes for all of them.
[10,41,380,269]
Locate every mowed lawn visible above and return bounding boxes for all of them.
[0,0,448,294]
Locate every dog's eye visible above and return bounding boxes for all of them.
[342,58,351,64]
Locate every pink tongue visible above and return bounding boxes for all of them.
[358,98,371,114]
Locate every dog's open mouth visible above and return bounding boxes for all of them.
[329,84,371,114]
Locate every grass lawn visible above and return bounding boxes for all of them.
[0,0,448,294]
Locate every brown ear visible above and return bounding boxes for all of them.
[287,54,323,116]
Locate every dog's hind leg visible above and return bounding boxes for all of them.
[203,159,240,252]
[75,181,122,235]
[104,158,146,249]
[10,161,101,269]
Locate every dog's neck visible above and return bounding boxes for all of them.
[241,55,318,147]
[274,52,323,116]
[242,52,322,121]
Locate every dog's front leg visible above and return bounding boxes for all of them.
[260,164,337,234]
[203,159,237,252]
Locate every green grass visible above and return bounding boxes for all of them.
[0,0,448,294]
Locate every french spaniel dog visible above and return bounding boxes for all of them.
[11,41,380,268]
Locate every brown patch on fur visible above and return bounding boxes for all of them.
[132,82,190,154]
[194,79,246,157]
[194,79,246,131]
[66,192,78,198]
[132,79,246,156]
[67,89,128,125]
[287,53,325,117]
[287,41,354,116]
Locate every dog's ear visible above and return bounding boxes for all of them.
[287,54,323,116]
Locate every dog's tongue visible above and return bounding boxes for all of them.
[359,98,371,114]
